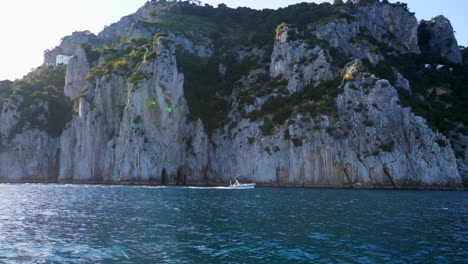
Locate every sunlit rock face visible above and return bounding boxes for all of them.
[313,1,420,64]
[270,25,338,93]
[58,38,210,184]
[64,47,90,100]
[0,130,60,181]
[211,61,461,188]
[43,31,99,66]
[0,1,465,188]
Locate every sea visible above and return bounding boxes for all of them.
[0,184,466,263]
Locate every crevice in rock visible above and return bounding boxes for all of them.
[383,164,396,188]
[201,159,211,185]
[49,148,61,182]
[343,167,353,187]
[276,166,289,186]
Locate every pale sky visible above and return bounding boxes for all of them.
[0,0,466,81]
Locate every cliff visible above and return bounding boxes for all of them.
[418,16,462,64]
[0,0,466,188]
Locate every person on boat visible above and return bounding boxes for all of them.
[235,180,240,186]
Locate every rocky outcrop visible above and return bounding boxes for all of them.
[0,98,21,139]
[394,71,412,94]
[58,38,210,183]
[449,124,468,185]
[0,130,60,182]
[43,48,64,66]
[313,2,420,64]
[210,61,461,188]
[458,160,468,186]
[98,1,160,42]
[423,16,462,64]
[60,31,100,55]
[270,25,337,93]
[43,31,99,65]
[0,78,65,182]
[64,47,90,100]
[337,61,459,187]
[167,33,213,58]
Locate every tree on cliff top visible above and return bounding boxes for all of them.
[333,0,344,5]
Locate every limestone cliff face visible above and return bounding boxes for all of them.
[64,47,90,100]
[98,1,160,42]
[421,16,462,64]
[0,98,60,181]
[210,61,461,188]
[336,61,459,187]
[0,1,465,188]
[270,25,337,93]
[0,130,60,181]
[58,38,210,183]
[313,2,420,64]
[450,126,468,186]
[44,31,99,66]
[0,98,20,139]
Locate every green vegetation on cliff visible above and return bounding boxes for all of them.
[245,77,341,128]
[88,38,151,80]
[80,0,466,143]
[162,0,354,131]
[3,66,72,138]
[363,49,468,138]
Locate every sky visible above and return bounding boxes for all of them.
[0,0,466,81]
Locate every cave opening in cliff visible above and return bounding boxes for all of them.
[176,167,186,185]
[161,168,168,185]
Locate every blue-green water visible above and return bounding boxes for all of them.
[0,184,466,263]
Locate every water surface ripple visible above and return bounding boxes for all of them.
[0,184,466,263]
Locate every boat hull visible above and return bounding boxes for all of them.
[228,184,255,189]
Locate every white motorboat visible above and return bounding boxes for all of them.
[229,180,255,189]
